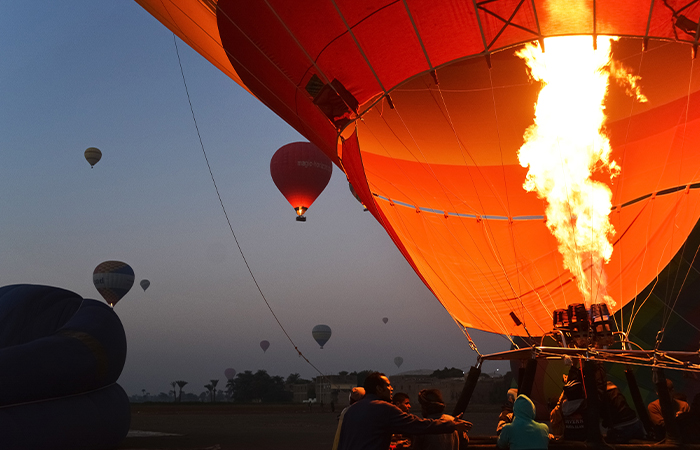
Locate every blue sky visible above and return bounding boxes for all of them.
[0,1,511,396]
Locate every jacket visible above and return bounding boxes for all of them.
[497,395,549,450]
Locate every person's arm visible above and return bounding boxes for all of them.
[496,411,512,435]
[648,401,664,426]
[384,404,471,436]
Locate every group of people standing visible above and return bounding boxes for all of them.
[332,371,549,450]
[331,368,699,449]
[545,365,700,444]
[332,372,471,450]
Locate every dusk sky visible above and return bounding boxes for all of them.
[0,2,511,397]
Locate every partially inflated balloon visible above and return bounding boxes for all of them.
[312,324,332,349]
[270,142,332,221]
[394,357,403,368]
[260,340,270,353]
[140,279,150,291]
[84,147,101,168]
[224,368,236,380]
[93,261,134,307]
[382,317,388,324]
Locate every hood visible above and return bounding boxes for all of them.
[513,394,536,421]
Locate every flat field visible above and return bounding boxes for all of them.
[119,402,501,450]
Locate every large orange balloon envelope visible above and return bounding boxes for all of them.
[137,1,700,338]
[270,142,332,221]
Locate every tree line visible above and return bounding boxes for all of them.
[129,368,474,403]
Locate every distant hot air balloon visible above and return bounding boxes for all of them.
[270,142,332,222]
[224,368,236,380]
[312,324,332,349]
[382,317,388,324]
[394,357,404,369]
[260,340,270,353]
[93,261,134,307]
[140,279,150,291]
[84,147,102,168]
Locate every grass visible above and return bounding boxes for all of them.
[120,402,502,450]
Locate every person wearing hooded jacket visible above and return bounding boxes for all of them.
[497,394,549,450]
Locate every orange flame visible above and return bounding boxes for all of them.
[516,36,645,310]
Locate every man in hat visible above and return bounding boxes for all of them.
[497,388,518,435]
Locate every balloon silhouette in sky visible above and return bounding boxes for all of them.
[84,147,101,168]
[394,357,404,369]
[93,261,134,307]
[260,340,270,353]
[224,368,237,380]
[382,317,388,324]
[140,279,150,291]
[270,142,332,222]
[312,324,332,349]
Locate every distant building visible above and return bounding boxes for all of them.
[315,375,357,406]
[291,382,313,403]
[288,370,512,406]
[390,370,512,407]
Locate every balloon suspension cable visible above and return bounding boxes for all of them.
[172,35,327,379]
[458,324,481,357]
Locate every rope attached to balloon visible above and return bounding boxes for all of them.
[172,35,328,379]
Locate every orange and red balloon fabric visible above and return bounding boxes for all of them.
[136,0,700,337]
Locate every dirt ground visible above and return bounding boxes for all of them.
[119,402,502,450]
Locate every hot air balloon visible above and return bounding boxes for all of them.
[394,357,403,369]
[382,317,388,324]
[312,324,332,349]
[93,261,134,307]
[138,1,700,388]
[260,340,270,353]
[140,279,150,291]
[224,368,237,380]
[270,142,332,221]
[84,147,101,168]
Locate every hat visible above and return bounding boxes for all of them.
[418,389,445,416]
[349,387,365,404]
[563,379,585,401]
[507,388,518,403]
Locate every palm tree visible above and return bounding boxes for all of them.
[204,383,214,402]
[210,379,219,402]
[170,381,177,402]
[225,377,235,401]
[175,380,188,402]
